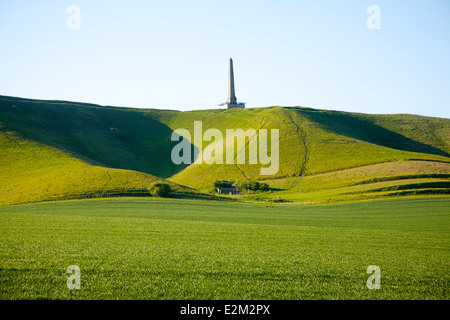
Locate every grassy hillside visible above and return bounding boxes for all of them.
[166,107,449,188]
[0,96,189,178]
[0,108,203,206]
[0,95,449,205]
[0,130,202,206]
[240,161,450,204]
[162,107,449,202]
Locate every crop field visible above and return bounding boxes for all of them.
[0,197,448,300]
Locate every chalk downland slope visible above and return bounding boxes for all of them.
[0,97,204,206]
[0,95,449,205]
[0,130,204,206]
[163,107,450,202]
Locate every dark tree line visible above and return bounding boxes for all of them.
[214,180,269,192]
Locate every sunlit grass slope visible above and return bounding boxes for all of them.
[0,127,197,206]
[0,95,449,205]
[0,96,185,178]
[163,107,449,197]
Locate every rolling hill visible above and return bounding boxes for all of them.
[0,95,449,206]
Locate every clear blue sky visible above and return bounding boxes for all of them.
[1,0,449,118]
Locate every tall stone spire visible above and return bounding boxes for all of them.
[219,57,245,109]
[227,58,237,104]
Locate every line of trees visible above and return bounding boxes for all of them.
[214,180,269,192]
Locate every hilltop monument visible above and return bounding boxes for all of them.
[219,58,245,109]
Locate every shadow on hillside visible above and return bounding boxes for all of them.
[295,108,449,158]
[0,96,197,178]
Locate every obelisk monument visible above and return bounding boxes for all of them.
[228,58,237,104]
[219,58,245,109]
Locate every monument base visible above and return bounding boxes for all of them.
[219,103,246,109]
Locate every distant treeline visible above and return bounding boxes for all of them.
[214,180,270,192]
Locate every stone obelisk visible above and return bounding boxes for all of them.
[219,58,245,109]
[228,58,237,104]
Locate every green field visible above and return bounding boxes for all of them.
[0,197,448,300]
